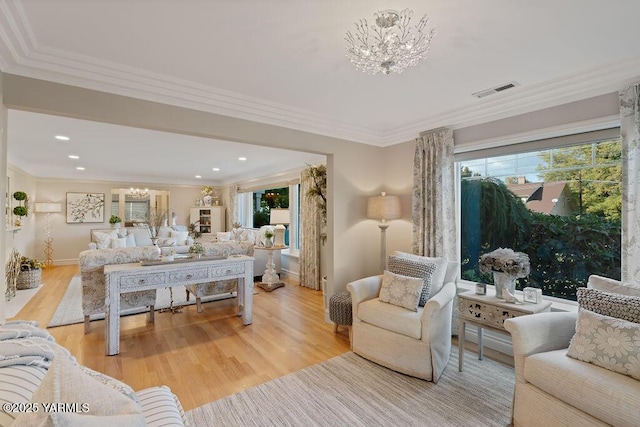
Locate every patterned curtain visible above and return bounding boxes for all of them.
[229,185,239,225]
[620,84,640,284]
[300,167,322,290]
[412,128,457,261]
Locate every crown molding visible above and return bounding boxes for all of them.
[1,2,639,148]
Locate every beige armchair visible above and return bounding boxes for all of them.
[347,260,458,383]
[78,246,160,334]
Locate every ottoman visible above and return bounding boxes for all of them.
[329,291,352,344]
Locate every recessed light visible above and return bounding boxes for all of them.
[55,135,70,141]
[238,157,247,161]
[76,167,85,171]
[195,175,202,179]
[68,155,79,159]
[212,167,220,172]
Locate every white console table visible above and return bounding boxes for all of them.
[104,255,254,355]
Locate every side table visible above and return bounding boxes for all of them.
[458,289,551,371]
[255,246,287,292]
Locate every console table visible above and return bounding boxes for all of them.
[104,255,254,355]
[458,289,551,371]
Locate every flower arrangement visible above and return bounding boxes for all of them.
[201,186,213,196]
[479,247,530,278]
[189,242,205,255]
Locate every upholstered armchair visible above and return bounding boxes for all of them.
[184,241,254,312]
[78,246,161,334]
[347,255,458,383]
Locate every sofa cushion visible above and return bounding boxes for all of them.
[387,255,437,306]
[379,270,424,312]
[393,251,448,298]
[129,228,153,247]
[358,298,423,339]
[524,349,640,427]
[567,308,640,380]
[125,233,136,247]
[0,365,47,427]
[93,230,119,249]
[577,287,640,323]
[111,237,127,248]
[13,350,145,427]
[588,274,640,297]
[170,230,189,245]
[136,386,187,427]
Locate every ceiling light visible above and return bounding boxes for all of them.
[129,188,149,199]
[55,135,70,141]
[212,167,220,171]
[68,155,79,159]
[345,8,436,75]
[76,166,85,170]
[195,175,202,179]
[238,157,247,161]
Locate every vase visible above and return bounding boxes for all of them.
[203,195,212,206]
[493,271,517,300]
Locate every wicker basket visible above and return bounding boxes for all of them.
[16,268,42,290]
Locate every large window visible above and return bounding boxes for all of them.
[458,132,622,301]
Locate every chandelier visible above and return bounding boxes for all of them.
[129,188,149,199]
[345,8,436,75]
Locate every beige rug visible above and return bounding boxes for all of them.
[187,348,514,426]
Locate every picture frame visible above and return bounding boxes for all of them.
[66,192,105,223]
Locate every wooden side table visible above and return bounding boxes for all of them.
[458,289,551,371]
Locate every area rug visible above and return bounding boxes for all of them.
[47,276,237,328]
[6,285,44,319]
[186,348,514,427]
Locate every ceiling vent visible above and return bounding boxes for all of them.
[472,81,520,99]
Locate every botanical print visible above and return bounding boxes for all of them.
[67,192,105,223]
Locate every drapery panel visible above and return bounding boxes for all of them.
[620,84,640,284]
[412,128,457,261]
[300,167,322,290]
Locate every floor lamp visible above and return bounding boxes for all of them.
[367,192,401,272]
[35,202,62,268]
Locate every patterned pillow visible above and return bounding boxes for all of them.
[93,230,118,250]
[567,308,640,381]
[577,287,640,324]
[387,255,437,306]
[379,270,425,312]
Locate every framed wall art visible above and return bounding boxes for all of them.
[66,192,105,223]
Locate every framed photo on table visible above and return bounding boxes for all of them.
[66,192,105,223]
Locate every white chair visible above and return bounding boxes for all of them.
[347,258,458,382]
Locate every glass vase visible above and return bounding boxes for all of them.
[493,271,517,300]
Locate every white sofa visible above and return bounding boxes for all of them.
[0,321,186,426]
[87,226,193,255]
[504,275,640,427]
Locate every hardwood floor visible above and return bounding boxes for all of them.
[12,265,351,411]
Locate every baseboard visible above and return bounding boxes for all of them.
[462,326,514,356]
[54,258,79,266]
[280,268,299,282]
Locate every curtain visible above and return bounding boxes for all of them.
[228,185,239,226]
[412,128,457,261]
[620,84,640,284]
[300,167,322,290]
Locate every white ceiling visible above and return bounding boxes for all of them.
[2,0,640,185]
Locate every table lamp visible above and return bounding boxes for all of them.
[270,208,290,247]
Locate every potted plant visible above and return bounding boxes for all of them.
[109,214,122,228]
[264,229,274,247]
[12,191,29,226]
[17,256,44,290]
[189,242,205,258]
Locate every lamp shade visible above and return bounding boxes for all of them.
[270,208,290,225]
[35,202,62,213]
[367,193,401,221]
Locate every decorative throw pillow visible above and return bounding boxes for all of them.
[93,231,118,250]
[111,237,127,249]
[577,287,640,324]
[394,251,448,298]
[125,233,136,248]
[379,270,425,312]
[567,308,640,381]
[387,255,437,306]
[157,237,177,247]
[170,230,189,246]
[217,232,231,242]
[587,275,640,297]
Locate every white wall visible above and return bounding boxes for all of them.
[6,164,37,258]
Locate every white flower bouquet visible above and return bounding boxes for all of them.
[479,247,530,278]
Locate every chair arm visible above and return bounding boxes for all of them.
[422,281,457,319]
[347,275,382,305]
[504,311,577,383]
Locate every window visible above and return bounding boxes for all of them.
[458,131,622,301]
